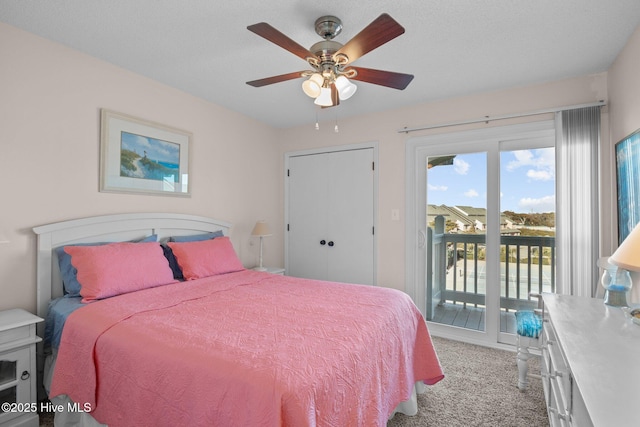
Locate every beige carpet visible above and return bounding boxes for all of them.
[388,336,549,427]
[40,336,548,426]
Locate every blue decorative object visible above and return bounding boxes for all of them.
[515,310,542,338]
[598,256,632,307]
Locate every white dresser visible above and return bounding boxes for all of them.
[541,293,640,426]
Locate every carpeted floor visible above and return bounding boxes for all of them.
[388,336,549,426]
[39,336,548,426]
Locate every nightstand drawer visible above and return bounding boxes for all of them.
[0,326,31,347]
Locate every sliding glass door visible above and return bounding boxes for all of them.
[426,151,488,332]
[406,121,556,346]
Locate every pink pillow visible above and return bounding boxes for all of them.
[65,242,175,303]
[167,236,244,280]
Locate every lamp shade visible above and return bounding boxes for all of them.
[335,75,357,100]
[302,73,323,98]
[251,220,272,237]
[314,87,333,107]
[610,222,640,271]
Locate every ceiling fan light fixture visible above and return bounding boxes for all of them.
[302,73,324,98]
[335,75,357,100]
[247,14,414,109]
[314,87,333,106]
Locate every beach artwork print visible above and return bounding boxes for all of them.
[120,131,180,183]
[100,109,191,197]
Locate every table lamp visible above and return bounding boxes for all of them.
[609,221,640,306]
[251,220,272,271]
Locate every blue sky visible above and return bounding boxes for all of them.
[427,148,555,213]
[120,131,180,164]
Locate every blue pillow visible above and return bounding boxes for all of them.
[56,234,157,297]
[164,231,224,279]
[168,231,223,242]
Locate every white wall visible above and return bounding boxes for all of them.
[278,74,608,292]
[2,18,637,313]
[0,23,282,312]
[605,24,640,303]
[606,24,640,255]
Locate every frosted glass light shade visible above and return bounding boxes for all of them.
[314,87,333,106]
[302,74,323,98]
[335,75,357,100]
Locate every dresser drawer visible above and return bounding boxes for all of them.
[542,318,573,426]
[548,376,571,427]
[543,324,571,398]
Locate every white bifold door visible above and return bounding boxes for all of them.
[286,147,376,285]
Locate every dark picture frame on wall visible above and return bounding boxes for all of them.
[615,128,640,244]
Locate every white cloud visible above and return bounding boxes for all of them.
[464,189,479,198]
[518,195,555,213]
[506,148,555,181]
[526,169,553,181]
[428,184,448,191]
[507,150,534,170]
[454,158,470,175]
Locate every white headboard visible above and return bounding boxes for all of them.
[32,212,231,320]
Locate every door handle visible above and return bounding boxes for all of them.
[328,241,334,247]
[320,240,326,245]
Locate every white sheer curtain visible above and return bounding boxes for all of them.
[555,106,601,297]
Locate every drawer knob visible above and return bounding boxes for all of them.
[550,370,563,379]
[21,370,30,380]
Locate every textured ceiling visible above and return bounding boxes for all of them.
[2,0,640,128]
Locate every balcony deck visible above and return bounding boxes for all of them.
[431,302,517,333]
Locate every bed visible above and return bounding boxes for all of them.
[33,213,444,427]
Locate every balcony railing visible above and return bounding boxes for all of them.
[426,216,555,317]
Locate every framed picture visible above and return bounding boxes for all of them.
[100,109,191,197]
[615,128,640,244]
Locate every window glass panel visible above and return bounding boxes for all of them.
[499,147,556,334]
[0,360,16,387]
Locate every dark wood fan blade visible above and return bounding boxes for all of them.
[246,71,305,87]
[334,14,405,63]
[247,22,316,61]
[348,67,414,90]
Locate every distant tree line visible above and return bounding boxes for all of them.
[503,211,555,227]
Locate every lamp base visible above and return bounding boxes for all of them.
[604,289,629,307]
[253,267,267,272]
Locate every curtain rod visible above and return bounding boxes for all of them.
[397,100,606,134]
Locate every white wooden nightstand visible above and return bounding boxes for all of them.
[0,309,43,427]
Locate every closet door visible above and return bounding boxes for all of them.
[287,148,375,285]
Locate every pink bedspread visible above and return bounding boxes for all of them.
[50,270,443,426]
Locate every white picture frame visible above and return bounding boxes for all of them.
[100,109,191,197]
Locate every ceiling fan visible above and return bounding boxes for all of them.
[246,13,414,108]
